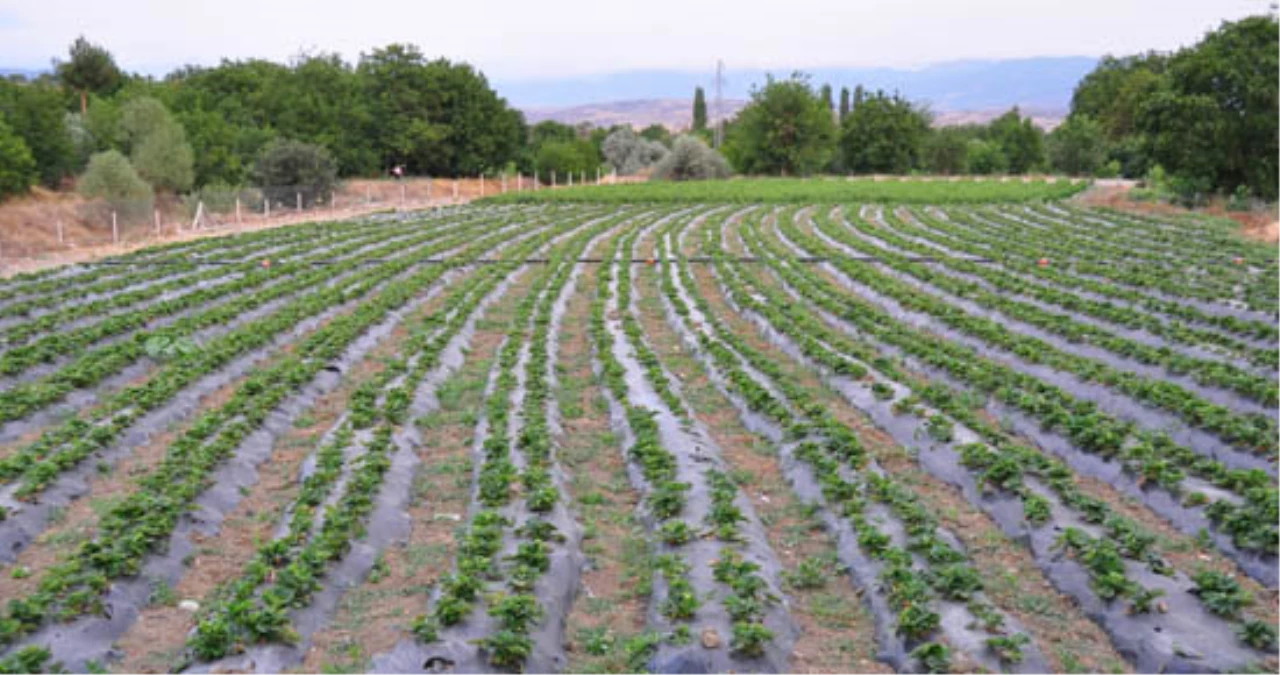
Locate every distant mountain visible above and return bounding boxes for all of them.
[499,56,1097,126]
[0,68,46,80]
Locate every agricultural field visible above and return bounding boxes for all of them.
[0,187,1275,674]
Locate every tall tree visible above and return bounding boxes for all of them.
[820,83,834,115]
[0,80,77,187]
[55,36,121,114]
[988,107,1044,174]
[692,86,708,132]
[1047,115,1105,176]
[838,86,851,122]
[723,74,836,176]
[1137,15,1278,200]
[840,90,931,174]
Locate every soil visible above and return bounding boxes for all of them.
[1073,180,1279,244]
[298,271,523,672]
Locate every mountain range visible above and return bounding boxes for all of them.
[503,56,1097,130]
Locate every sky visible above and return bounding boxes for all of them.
[0,0,1270,80]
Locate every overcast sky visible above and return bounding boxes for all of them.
[0,0,1270,79]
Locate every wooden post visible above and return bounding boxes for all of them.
[265,198,270,220]
[236,197,242,226]
[154,209,161,237]
[331,192,337,212]
[502,172,507,193]
[596,167,601,185]
[517,173,522,192]
[480,175,485,197]
[366,185,372,204]
[426,177,432,201]
[551,170,556,188]
[112,211,118,244]
[296,192,302,212]
[452,179,458,201]
[56,219,63,245]
[568,172,573,187]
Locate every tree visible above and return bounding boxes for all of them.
[0,80,77,187]
[1070,52,1167,141]
[533,139,598,181]
[639,124,672,147]
[55,36,121,114]
[839,87,851,123]
[987,107,1044,174]
[692,86,708,132]
[651,136,731,181]
[1136,15,1278,200]
[1047,115,1106,176]
[724,74,836,175]
[77,150,153,216]
[602,128,667,175]
[820,84,834,116]
[0,118,36,200]
[840,90,931,174]
[118,97,195,192]
[923,127,971,175]
[966,139,1008,175]
[252,138,338,207]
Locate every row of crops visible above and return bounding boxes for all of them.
[0,197,1274,673]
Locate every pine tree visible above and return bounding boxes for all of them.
[692,87,708,132]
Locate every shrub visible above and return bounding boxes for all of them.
[119,97,195,192]
[77,150,154,217]
[602,127,667,175]
[650,136,731,182]
[252,138,338,208]
[0,119,36,200]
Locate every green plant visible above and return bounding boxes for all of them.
[1238,619,1277,650]
[911,642,951,673]
[987,633,1030,664]
[730,621,774,657]
[476,630,533,668]
[784,556,831,590]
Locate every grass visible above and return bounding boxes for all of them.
[479,176,1090,205]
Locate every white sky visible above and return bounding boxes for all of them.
[0,0,1269,79]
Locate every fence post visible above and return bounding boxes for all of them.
[236,197,242,226]
[154,209,161,237]
[426,178,432,201]
[568,172,573,187]
[366,185,372,204]
[452,179,458,201]
[265,198,270,220]
[502,172,507,193]
[112,211,118,244]
[596,167,601,185]
[296,192,302,212]
[551,170,556,188]
[580,171,585,186]
[331,191,337,213]
[480,174,485,197]
[517,173,522,192]
[56,219,63,245]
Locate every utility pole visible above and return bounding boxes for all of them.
[713,59,725,149]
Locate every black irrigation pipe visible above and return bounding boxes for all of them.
[80,254,999,268]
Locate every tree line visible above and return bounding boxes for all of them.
[0,14,1274,204]
[714,15,1277,202]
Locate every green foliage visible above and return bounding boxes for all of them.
[639,124,672,147]
[252,139,339,207]
[911,642,951,673]
[55,35,122,113]
[840,90,931,174]
[1191,570,1252,618]
[485,176,1086,204]
[77,150,153,205]
[923,127,970,175]
[987,107,1044,173]
[650,136,731,182]
[725,74,837,176]
[692,87,708,132]
[1048,115,1106,176]
[0,118,36,200]
[535,140,599,181]
[1238,619,1277,650]
[986,633,1030,664]
[0,79,77,187]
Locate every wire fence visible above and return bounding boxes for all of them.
[0,174,622,268]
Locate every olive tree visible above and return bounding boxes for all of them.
[252,138,338,207]
[602,128,667,175]
[650,136,731,181]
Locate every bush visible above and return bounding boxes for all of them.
[650,136,731,182]
[78,150,153,202]
[77,150,154,219]
[119,97,195,192]
[602,128,667,175]
[252,139,338,208]
[0,118,36,200]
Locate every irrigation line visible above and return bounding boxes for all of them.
[81,254,1000,268]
